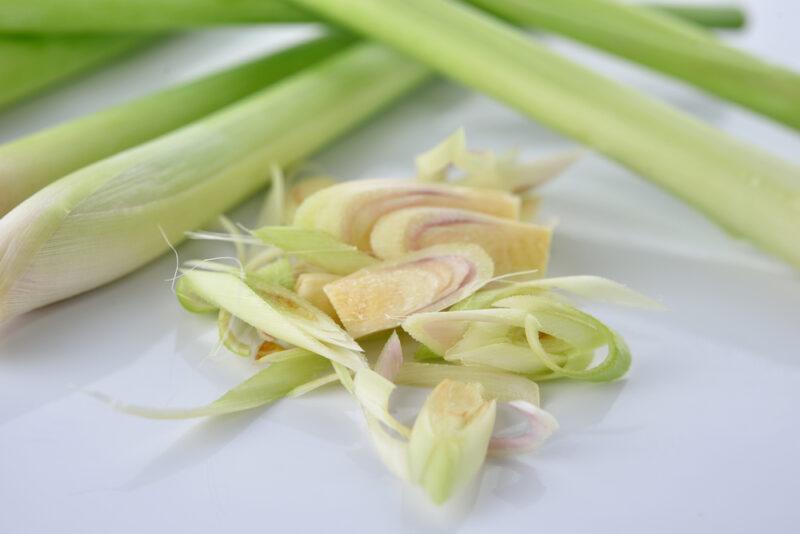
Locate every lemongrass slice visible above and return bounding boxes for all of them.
[294,272,340,318]
[285,175,338,222]
[182,270,366,370]
[175,275,217,314]
[324,244,494,339]
[293,178,521,251]
[488,400,558,456]
[253,226,377,275]
[370,206,551,275]
[403,308,527,355]
[90,350,332,419]
[408,379,496,504]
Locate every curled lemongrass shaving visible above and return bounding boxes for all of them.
[403,308,528,355]
[181,270,366,370]
[370,206,551,275]
[325,244,495,339]
[89,350,332,419]
[293,178,521,251]
[408,380,496,504]
[253,226,377,275]
[488,400,558,456]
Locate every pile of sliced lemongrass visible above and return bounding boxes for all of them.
[98,132,660,504]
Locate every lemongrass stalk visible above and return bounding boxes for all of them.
[290,0,800,267]
[0,34,355,216]
[650,4,745,30]
[0,43,430,321]
[0,34,149,110]
[0,0,308,32]
[467,0,799,130]
[0,0,745,32]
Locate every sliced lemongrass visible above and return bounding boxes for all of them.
[175,275,217,314]
[325,244,494,339]
[246,256,296,290]
[414,344,444,362]
[293,178,521,251]
[402,308,527,355]
[90,350,332,419]
[285,175,338,222]
[217,215,248,265]
[354,368,411,437]
[182,270,366,370]
[396,362,540,405]
[370,206,551,275]
[257,164,287,227]
[488,400,558,456]
[374,330,404,381]
[0,42,430,321]
[294,272,340,318]
[408,379,496,504]
[253,226,377,275]
[415,128,467,182]
[218,308,267,357]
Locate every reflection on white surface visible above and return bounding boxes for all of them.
[2,3,800,533]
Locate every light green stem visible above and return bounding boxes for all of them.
[0,33,355,216]
[468,0,800,130]
[0,34,149,111]
[291,0,800,267]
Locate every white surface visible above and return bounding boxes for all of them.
[2,3,800,533]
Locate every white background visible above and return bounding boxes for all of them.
[1,1,799,533]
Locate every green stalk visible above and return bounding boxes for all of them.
[0,42,430,320]
[0,0,745,32]
[468,0,800,130]
[650,3,745,29]
[0,33,355,216]
[291,0,800,267]
[0,34,149,110]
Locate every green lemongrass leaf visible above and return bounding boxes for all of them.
[291,0,800,268]
[182,270,366,370]
[0,34,149,113]
[332,360,356,394]
[91,350,332,419]
[325,244,495,339]
[0,42,430,320]
[408,380,496,504]
[217,308,280,358]
[217,215,248,265]
[649,4,745,30]
[469,0,798,129]
[252,226,378,276]
[246,256,296,290]
[0,34,354,216]
[396,362,540,405]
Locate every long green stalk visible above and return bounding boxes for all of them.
[0,0,745,32]
[291,0,800,267]
[0,34,149,110]
[468,0,800,130]
[0,42,430,321]
[0,33,355,216]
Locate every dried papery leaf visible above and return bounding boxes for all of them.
[488,401,558,456]
[415,128,467,182]
[396,362,540,405]
[285,175,338,222]
[325,244,495,339]
[402,308,527,355]
[293,178,521,251]
[90,350,332,419]
[182,270,366,370]
[408,379,496,504]
[370,206,551,275]
[294,272,340,318]
[253,226,377,275]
